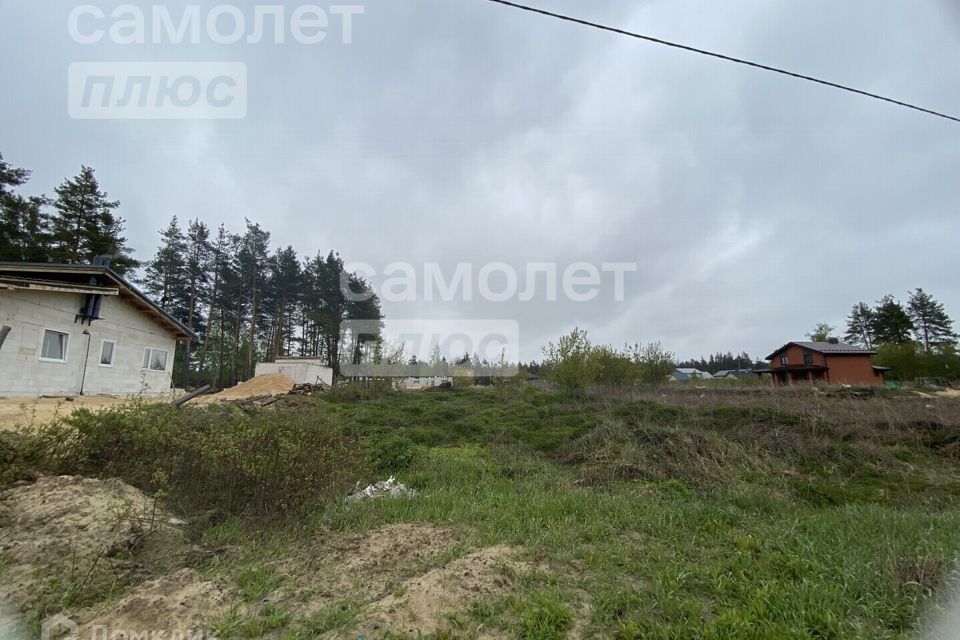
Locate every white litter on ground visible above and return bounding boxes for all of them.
[348,476,417,501]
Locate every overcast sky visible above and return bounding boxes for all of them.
[1,0,958,362]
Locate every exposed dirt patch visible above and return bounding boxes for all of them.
[78,569,229,639]
[354,545,527,639]
[279,523,457,611]
[0,476,186,614]
[196,373,295,404]
[0,395,171,432]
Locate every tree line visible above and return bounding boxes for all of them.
[813,291,959,380]
[675,352,766,374]
[0,153,138,273]
[0,153,383,387]
[141,216,383,388]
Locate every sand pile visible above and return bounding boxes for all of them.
[200,373,296,403]
[78,569,229,639]
[0,476,184,613]
[356,545,527,638]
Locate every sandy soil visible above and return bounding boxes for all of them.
[0,478,535,639]
[194,373,295,404]
[0,395,173,432]
[79,569,229,639]
[355,544,526,639]
[0,476,190,618]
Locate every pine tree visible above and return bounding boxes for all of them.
[180,219,213,386]
[844,302,875,348]
[141,217,189,319]
[907,288,957,351]
[0,154,52,261]
[870,296,914,345]
[50,166,137,273]
[263,246,302,360]
[238,221,271,379]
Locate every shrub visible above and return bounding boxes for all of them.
[367,430,418,474]
[51,401,368,518]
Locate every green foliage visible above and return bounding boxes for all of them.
[807,322,835,342]
[630,341,676,384]
[50,165,138,273]
[845,301,875,347]
[367,430,418,474]
[541,327,601,395]
[871,295,916,345]
[908,288,957,351]
[47,401,368,517]
[875,341,960,381]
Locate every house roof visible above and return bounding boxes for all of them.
[766,341,876,361]
[0,262,197,340]
[674,368,714,379]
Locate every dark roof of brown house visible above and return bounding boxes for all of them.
[766,341,876,361]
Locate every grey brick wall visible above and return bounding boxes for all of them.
[0,289,178,397]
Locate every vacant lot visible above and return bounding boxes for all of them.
[2,385,959,639]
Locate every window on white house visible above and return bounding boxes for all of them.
[100,340,115,366]
[40,330,68,362]
[143,348,168,372]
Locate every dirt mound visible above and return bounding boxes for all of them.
[280,524,457,611]
[79,569,229,639]
[356,545,526,638]
[0,476,184,612]
[199,373,296,403]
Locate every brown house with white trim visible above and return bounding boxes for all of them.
[756,339,888,386]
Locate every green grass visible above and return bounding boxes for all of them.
[10,386,960,638]
[305,442,959,638]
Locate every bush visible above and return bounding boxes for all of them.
[51,401,368,518]
[367,430,418,474]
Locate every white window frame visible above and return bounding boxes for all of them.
[39,328,70,363]
[142,347,169,372]
[99,339,116,367]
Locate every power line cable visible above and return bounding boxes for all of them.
[485,0,960,125]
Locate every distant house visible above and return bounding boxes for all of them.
[0,261,196,397]
[755,339,888,386]
[714,369,754,380]
[672,368,714,382]
[400,375,452,390]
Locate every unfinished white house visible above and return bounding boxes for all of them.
[0,261,195,397]
[254,358,334,387]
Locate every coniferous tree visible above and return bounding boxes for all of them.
[180,219,213,386]
[141,217,189,318]
[844,302,875,348]
[870,295,914,345]
[263,246,302,360]
[907,288,957,352]
[50,166,137,273]
[197,224,237,387]
[238,221,271,379]
[0,154,52,261]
